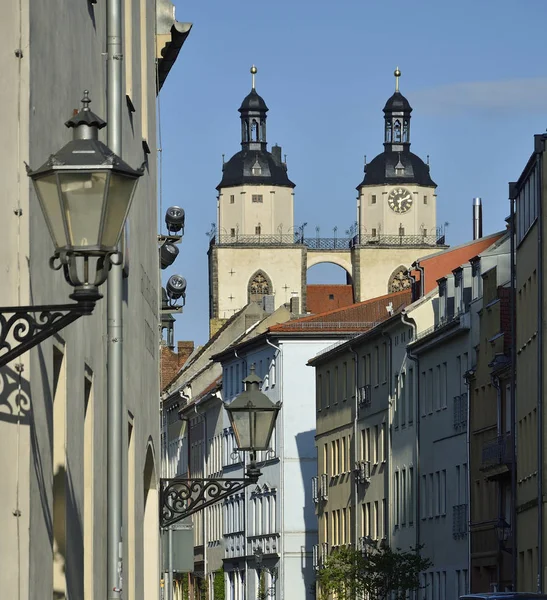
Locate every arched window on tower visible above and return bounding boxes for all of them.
[403,119,409,143]
[388,265,412,294]
[251,120,259,142]
[260,119,266,142]
[385,121,392,143]
[248,270,272,305]
[393,120,402,143]
[243,121,250,142]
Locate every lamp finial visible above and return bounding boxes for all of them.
[250,65,258,90]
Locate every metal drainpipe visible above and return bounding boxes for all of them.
[381,330,392,547]
[537,150,544,593]
[492,375,503,590]
[400,313,420,550]
[463,371,472,593]
[509,191,517,591]
[106,0,124,596]
[349,346,359,546]
[265,338,283,600]
[414,262,426,299]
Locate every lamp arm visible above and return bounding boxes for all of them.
[160,467,261,528]
[0,301,95,368]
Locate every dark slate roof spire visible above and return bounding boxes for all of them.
[357,68,435,189]
[239,65,268,151]
[217,67,295,190]
[383,67,412,153]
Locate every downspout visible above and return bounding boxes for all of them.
[509,190,517,591]
[464,371,472,593]
[414,261,426,299]
[194,402,208,598]
[106,0,124,597]
[492,375,503,590]
[381,331,392,547]
[401,313,420,551]
[265,338,283,600]
[537,149,544,593]
[349,345,359,546]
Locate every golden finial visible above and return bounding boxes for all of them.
[250,65,258,89]
[394,66,401,92]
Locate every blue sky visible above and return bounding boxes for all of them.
[160,0,547,347]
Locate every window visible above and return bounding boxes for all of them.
[374,346,379,385]
[343,362,348,400]
[424,195,428,204]
[230,228,236,237]
[252,194,263,203]
[334,366,339,403]
[409,467,414,524]
[382,422,387,462]
[402,469,407,525]
[371,195,377,204]
[372,228,377,236]
[317,374,322,412]
[408,368,414,424]
[394,471,400,526]
[255,225,261,235]
[382,342,388,383]
[401,372,406,426]
[326,371,331,407]
[374,425,379,464]
[341,437,347,473]
[230,195,235,204]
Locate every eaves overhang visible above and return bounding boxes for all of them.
[409,312,471,354]
[156,0,192,93]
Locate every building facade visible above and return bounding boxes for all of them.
[0,1,189,598]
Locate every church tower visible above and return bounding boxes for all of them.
[208,67,303,336]
[351,67,441,301]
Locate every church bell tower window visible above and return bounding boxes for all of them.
[248,270,272,304]
[393,120,402,143]
[385,121,392,143]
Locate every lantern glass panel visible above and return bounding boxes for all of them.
[230,409,252,450]
[252,409,277,450]
[101,173,139,248]
[33,174,67,248]
[58,172,108,249]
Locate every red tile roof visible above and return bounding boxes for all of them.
[412,232,506,295]
[306,284,354,314]
[269,289,412,333]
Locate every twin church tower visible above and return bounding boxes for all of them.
[208,67,441,336]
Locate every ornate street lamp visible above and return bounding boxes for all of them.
[225,365,281,453]
[160,365,281,527]
[0,91,143,367]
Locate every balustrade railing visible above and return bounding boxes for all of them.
[481,433,514,468]
[212,231,446,249]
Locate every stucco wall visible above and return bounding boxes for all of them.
[0,1,161,598]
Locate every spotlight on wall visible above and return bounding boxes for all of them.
[159,241,180,269]
[165,274,187,307]
[165,206,185,236]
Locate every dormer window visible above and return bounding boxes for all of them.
[251,159,262,176]
[454,268,463,314]
[471,259,481,300]
[438,278,447,323]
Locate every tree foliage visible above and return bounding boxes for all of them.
[316,543,432,600]
[213,570,225,600]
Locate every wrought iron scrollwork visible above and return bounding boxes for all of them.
[160,472,260,527]
[0,302,94,368]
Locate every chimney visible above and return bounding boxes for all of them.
[473,197,483,240]
[290,293,300,314]
[271,144,282,164]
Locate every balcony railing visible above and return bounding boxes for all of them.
[481,433,514,469]
[452,504,468,539]
[212,231,446,249]
[358,384,372,407]
[453,394,467,430]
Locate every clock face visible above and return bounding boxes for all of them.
[388,188,413,214]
